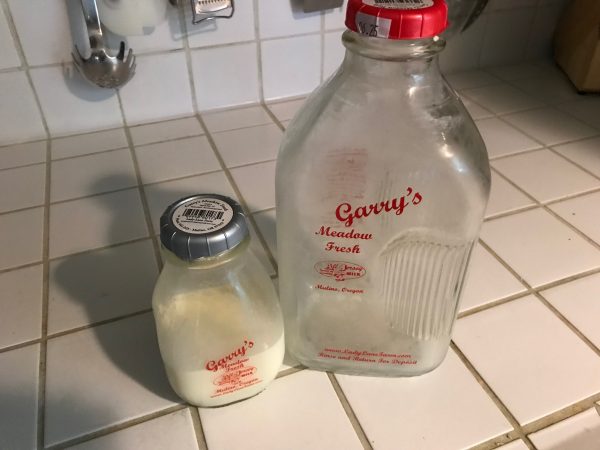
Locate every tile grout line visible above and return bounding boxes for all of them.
[179,0,201,116]
[186,112,264,449]
[43,404,187,450]
[464,236,600,440]
[483,204,539,222]
[188,407,209,450]
[261,103,286,132]
[38,363,310,449]
[0,160,47,173]
[496,110,600,148]
[0,27,326,79]
[46,308,153,341]
[493,110,600,161]
[533,290,600,358]
[275,365,305,379]
[193,113,279,273]
[34,137,52,449]
[0,338,42,356]
[115,92,164,271]
[450,342,537,450]
[14,264,596,357]
[458,266,600,320]
[541,204,600,251]
[521,392,600,437]
[547,146,600,183]
[252,0,265,103]
[327,373,374,450]
[319,11,326,83]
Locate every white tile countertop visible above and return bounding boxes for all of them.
[1,61,600,450]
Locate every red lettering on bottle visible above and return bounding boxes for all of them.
[205,339,255,372]
[334,188,423,227]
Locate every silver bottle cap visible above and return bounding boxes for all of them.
[160,194,249,260]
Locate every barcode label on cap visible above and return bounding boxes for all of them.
[363,0,434,9]
[183,208,225,221]
[172,197,234,235]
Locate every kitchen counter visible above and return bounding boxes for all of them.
[1,60,600,450]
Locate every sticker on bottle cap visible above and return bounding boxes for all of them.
[171,197,234,235]
[356,11,392,38]
[363,0,434,9]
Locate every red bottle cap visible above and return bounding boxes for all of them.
[345,0,448,40]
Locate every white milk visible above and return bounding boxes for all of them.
[154,287,284,407]
[165,335,284,407]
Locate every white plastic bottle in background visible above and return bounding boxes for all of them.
[276,0,490,376]
[153,195,284,407]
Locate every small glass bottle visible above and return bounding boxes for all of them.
[276,0,490,376]
[153,194,284,407]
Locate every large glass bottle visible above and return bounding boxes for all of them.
[276,0,490,376]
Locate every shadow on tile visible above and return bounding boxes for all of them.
[50,175,180,401]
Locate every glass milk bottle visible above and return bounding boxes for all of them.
[153,195,284,406]
[276,0,490,376]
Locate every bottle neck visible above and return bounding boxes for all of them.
[341,30,445,80]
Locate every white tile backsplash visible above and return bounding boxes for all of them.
[261,35,321,101]
[7,0,72,66]
[124,5,184,54]
[480,8,536,67]
[120,52,194,125]
[186,0,255,48]
[191,42,260,111]
[31,66,122,137]
[0,0,573,145]
[324,30,346,80]
[0,72,46,145]
[258,0,321,39]
[0,5,20,70]
[324,0,347,30]
[439,15,488,73]
[525,3,566,61]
